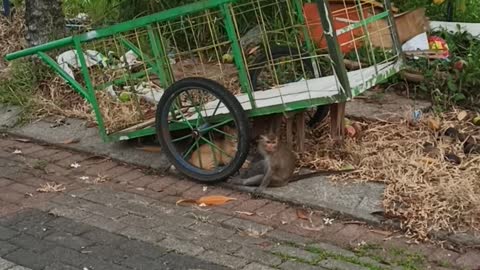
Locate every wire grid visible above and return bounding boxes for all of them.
[59,7,237,135]
[228,0,400,110]
[55,0,401,135]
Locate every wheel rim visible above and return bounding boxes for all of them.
[160,85,242,177]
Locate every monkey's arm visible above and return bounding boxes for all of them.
[257,167,272,191]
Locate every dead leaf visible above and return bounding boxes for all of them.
[136,146,162,153]
[369,229,393,237]
[296,209,310,220]
[248,46,260,55]
[427,118,441,131]
[298,223,324,231]
[37,183,66,193]
[61,138,80,144]
[345,125,356,138]
[234,211,255,216]
[197,195,237,206]
[14,138,31,143]
[457,110,468,121]
[176,199,197,205]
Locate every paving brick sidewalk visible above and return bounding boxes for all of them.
[1,135,479,270]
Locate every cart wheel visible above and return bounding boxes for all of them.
[248,45,329,127]
[155,77,250,182]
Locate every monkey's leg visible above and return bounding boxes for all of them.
[229,174,264,186]
[256,168,273,192]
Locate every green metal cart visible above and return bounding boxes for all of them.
[5,0,404,182]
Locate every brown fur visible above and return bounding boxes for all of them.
[229,133,296,190]
[189,126,238,170]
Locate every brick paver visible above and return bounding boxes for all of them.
[0,136,479,270]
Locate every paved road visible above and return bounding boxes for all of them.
[0,136,479,270]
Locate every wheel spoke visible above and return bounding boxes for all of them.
[200,119,233,133]
[183,139,198,159]
[200,135,232,159]
[185,90,205,127]
[211,100,222,117]
[172,101,194,130]
[172,133,193,143]
[208,132,220,168]
[212,127,237,140]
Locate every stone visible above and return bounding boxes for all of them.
[279,260,323,270]
[309,242,356,258]
[318,259,369,270]
[0,258,15,270]
[242,262,277,270]
[197,250,249,269]
[271,245,318,262]
[222,218,273,234]
[157,236,205,256]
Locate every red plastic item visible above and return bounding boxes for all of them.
[302,3,375,54]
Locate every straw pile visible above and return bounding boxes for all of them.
[298,110,480,240]
[0,11,26,70]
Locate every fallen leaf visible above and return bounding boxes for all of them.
[70,162,81,169]
[14,138,31,143]
[136,146,162,153]
[352,122,362,135]
[296,209,310,220]
[473,116,480,126]
[37,183,66,193]
[345,125,356,137]
[61,138,80,144]
[369,229,393,237]
[298,223,324,231]
[234,211,255,216]
[197,195,237,206]
[427,118,441,131]
[176,199,197,205]
[323,217,334,225]
[457,110,468,121]
[248,46,260,55]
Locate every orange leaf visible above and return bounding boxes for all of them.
[296,209,310,220]
[248,46,260,55]
[197,195,237,206]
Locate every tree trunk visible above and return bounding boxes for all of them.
[25,0,65,47]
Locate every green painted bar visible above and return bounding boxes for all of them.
[336,11,389,36]
[315,0,352,98]
[77,0,236,43]
[5,37,73,61]
[382,0,405,62]
[220,4,256,107]
[146,25,170,88]
[73,37,109,141]
[36,52,90,102]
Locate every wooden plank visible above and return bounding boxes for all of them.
[329,102,346,141]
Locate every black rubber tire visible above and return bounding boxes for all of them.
[155,77,250,182]
[248,45,329,127]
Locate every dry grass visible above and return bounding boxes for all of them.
[37,182,66,193]
[0,11,25,70]
[299,110,480,240]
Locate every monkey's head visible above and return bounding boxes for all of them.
[259,133,278,153]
